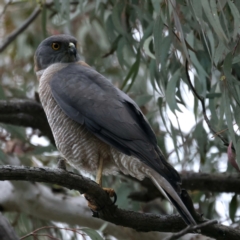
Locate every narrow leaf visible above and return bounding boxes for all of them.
[229,194,238,223]
[136,94,153,107]
[121,52,140,91]
[227,142,240,172]
[191,0,202,19]
[170,0,190,62]
[166,69,182,113]
[112,2,126,35]
[143,36,155,59]
[81,228,104,240]
[228,0,240,40]
[153,15,164,67]
[223,89,236,148]
[232,55,240,64]
[201,0,228,42]
[117,37,127,68]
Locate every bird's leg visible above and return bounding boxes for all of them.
[85,156,117,213]
[85,156,104,211]
[96,156,116,199]
[96,156,104,186]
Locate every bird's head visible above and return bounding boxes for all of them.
[34,34,80,72]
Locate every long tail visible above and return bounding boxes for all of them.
[146,168,196,225]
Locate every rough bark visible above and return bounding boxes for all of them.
[0,99,54,144]
[0,181,166,240]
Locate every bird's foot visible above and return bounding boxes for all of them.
[85,196,99,212]
[102,187,117,204]
[84,187,117,214]
[84,195,100,218]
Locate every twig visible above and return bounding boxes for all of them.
[164,219,218,240]
[163,23,196,53]
[0,0,12,18]
[0,7,41,53]
[21,226,85,240]
[185,60,228,145]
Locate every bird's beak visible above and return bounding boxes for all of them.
[68,42,77,57]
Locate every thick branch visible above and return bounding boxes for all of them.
[0,99,54,144]
[0,99,43,114]
[182,172,240,192]
[129,172,240,202]
[0,165,239,239]
[0,181,166,240]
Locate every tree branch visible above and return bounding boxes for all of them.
[0,99,43,114]
[0,0,12,18]
[128,172,240,202]
[164,219,218,240]
[182,172,240,192]
[0,99,54,144]
[0,7,41,53]
[0,181,166,240]
[0,165,239,239]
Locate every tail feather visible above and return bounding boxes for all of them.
[147,169,196,225]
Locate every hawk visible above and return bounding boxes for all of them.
[34,34,196,225]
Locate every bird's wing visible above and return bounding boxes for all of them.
[49,63,174,178]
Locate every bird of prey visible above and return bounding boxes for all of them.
[34,34,196,225]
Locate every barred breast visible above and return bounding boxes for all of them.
[38,64,149,180]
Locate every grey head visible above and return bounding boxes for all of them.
[34,34,80,71]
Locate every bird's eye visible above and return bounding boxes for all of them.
[52,42,61,50]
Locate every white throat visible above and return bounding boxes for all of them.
[36,63,68,81]
[36,69,45,79]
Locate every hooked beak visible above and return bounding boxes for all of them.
[68,42,77,57]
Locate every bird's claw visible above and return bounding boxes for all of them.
[84,188,117,213]
[102,187,117,205]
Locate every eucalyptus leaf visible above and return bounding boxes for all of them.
[202,0,228,42]
[229,194,238,223]
[228,0,240,40]
[153,15,164,66]
[166,69,182,113]
[135,94,153,107]
[143,36,155,59]
[81,228,104,240]
[112,1,126,36]
[223,89,236,149]
[121,52,140,91]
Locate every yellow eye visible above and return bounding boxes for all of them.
[52,42,61,50]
